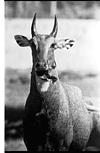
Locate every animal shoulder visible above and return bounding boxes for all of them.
[61,82,83,102]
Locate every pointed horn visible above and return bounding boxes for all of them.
[31,13,38,37]
[50,15,58,37]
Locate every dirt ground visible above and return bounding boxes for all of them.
[5,68,100,151]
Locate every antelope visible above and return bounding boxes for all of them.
[14,13,100,151]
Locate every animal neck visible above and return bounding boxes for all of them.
[30,66,38,93]
[35,68,70,123]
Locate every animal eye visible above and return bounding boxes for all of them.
[50,43,56,48]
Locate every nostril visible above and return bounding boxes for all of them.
[36,70,45,76]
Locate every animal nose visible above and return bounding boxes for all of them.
[35,62,48,70]
[35,62,48,76]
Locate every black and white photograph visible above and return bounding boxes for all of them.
[5,1,100,151]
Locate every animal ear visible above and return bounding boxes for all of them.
[14,35,30,47]
[54,39,75,50]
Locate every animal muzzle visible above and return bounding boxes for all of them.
[35,61,49,76]
[36,69,48,77]
[35,62,57,82]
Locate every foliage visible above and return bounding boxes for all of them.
[5,1,100,19]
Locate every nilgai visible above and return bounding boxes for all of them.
[14,13,100,151]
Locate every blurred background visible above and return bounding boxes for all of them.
[5,1,100,151]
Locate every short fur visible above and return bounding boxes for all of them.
[14,14,100,151]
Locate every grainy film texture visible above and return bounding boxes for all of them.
[5,1,100,151]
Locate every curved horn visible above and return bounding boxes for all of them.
[31,13,38,37]
[50,15,58,37]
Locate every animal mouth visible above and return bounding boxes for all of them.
[36,70,57,83]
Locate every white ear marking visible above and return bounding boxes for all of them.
[55,39,75,50]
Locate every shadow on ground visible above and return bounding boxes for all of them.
[5,106,24,140]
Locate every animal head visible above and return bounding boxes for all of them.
[14,13,75,83]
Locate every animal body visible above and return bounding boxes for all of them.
[14,13,100,151]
